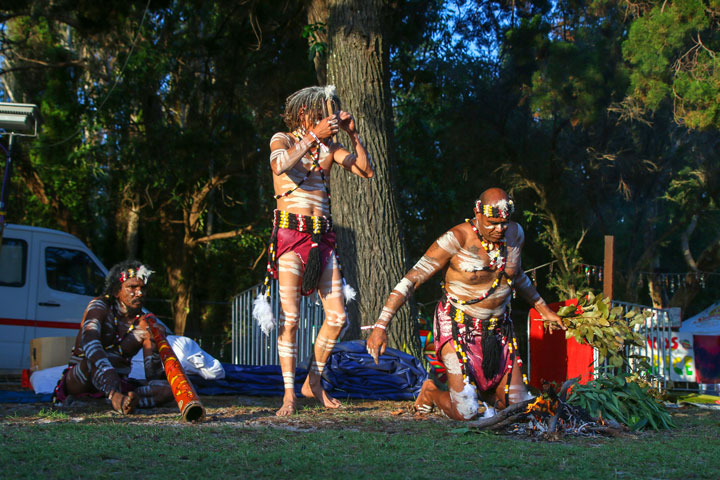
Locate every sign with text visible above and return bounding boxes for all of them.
[644,331,695,382]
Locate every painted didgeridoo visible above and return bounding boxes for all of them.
[145,314,206,422]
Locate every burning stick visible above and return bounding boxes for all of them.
[548,377,580,433]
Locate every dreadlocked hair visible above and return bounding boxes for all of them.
[103,259,145,296]
[284,85,341,131]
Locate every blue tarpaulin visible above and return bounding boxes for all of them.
[192,340,427,401]
[0,341,427,403]
[320,340,426,400]
[191,364,309,397]
[0,391,52,404]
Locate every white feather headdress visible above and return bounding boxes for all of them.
[324,85,337,99]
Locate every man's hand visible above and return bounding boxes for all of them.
[337,111,356,134]
[134,318,151,347]
[366,327,388,364]
[137,315,164,344]
[312,114,339,140]
[536,304,566,332]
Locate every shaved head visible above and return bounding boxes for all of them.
[475,188,514,219]
[473,188,514,242]
[478,188,510,206]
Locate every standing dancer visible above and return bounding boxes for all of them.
[254,86,373,416]
[367,188,565,420]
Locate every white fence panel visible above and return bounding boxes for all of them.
[231,281,325,366]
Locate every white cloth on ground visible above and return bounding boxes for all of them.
[30,335,224,394]
[129,335,225,381]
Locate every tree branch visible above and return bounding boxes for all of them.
[193,225,253,244]
[0,63,82,76]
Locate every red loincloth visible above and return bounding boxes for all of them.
[273,228,336,295]
[433,300,513,391]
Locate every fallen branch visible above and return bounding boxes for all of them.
[467,399,533,429]
[548,377,580,433]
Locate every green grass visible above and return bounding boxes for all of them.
[1,402,719,479]
[34,408,70,420]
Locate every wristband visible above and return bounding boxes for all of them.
[360,323,387,331]
[308,131,321,145]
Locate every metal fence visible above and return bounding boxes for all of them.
[231,281,325,365]
[598,301,691,391]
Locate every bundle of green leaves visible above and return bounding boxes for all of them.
[551,292,648,367]
[567,374,675,431]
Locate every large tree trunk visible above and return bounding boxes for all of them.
[157,206,193,336]
[647,274,668,309]
[314,0,419,356]
[115,187,140,259]
[166,261,192,336]
[125,206,140,259]
[307,0,328,84]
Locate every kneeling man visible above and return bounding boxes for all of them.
[367,188,564,420]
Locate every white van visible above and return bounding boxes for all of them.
[0,224,108,373]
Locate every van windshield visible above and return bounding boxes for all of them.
[45,247,105,296]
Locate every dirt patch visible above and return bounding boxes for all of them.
[0,394,453,433]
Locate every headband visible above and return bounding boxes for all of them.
[119,265,154,284]
[476,198,515,219]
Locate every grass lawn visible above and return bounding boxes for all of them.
[1,396,718,479]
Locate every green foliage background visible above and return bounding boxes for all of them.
[1,0,719,357]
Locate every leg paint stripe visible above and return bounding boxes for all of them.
[282,372,295,389]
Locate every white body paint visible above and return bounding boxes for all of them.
[456,247,488,272]
[436,231,461,255]
[412,256,441,278]
[445,278,512,319]
[442,351,462,375]
[449,382,479,420]
[393,277,414,297]
[378,307,395,323]
[270,131,334,216]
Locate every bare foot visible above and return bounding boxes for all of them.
[301,371,341,409]
[276,395,297,417]
[110,391,138,414]
[414,379,438,414]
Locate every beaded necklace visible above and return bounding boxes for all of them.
[441,219,513,305]
[111,299,139,352]
[273,128,332,203]
[466,218,506,269]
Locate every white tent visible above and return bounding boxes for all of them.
[680,301,720,391]
[680,301,720,335]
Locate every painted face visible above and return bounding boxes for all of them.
[300,107,325,131]
[115,277,146,313]
[476,210,509,243]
